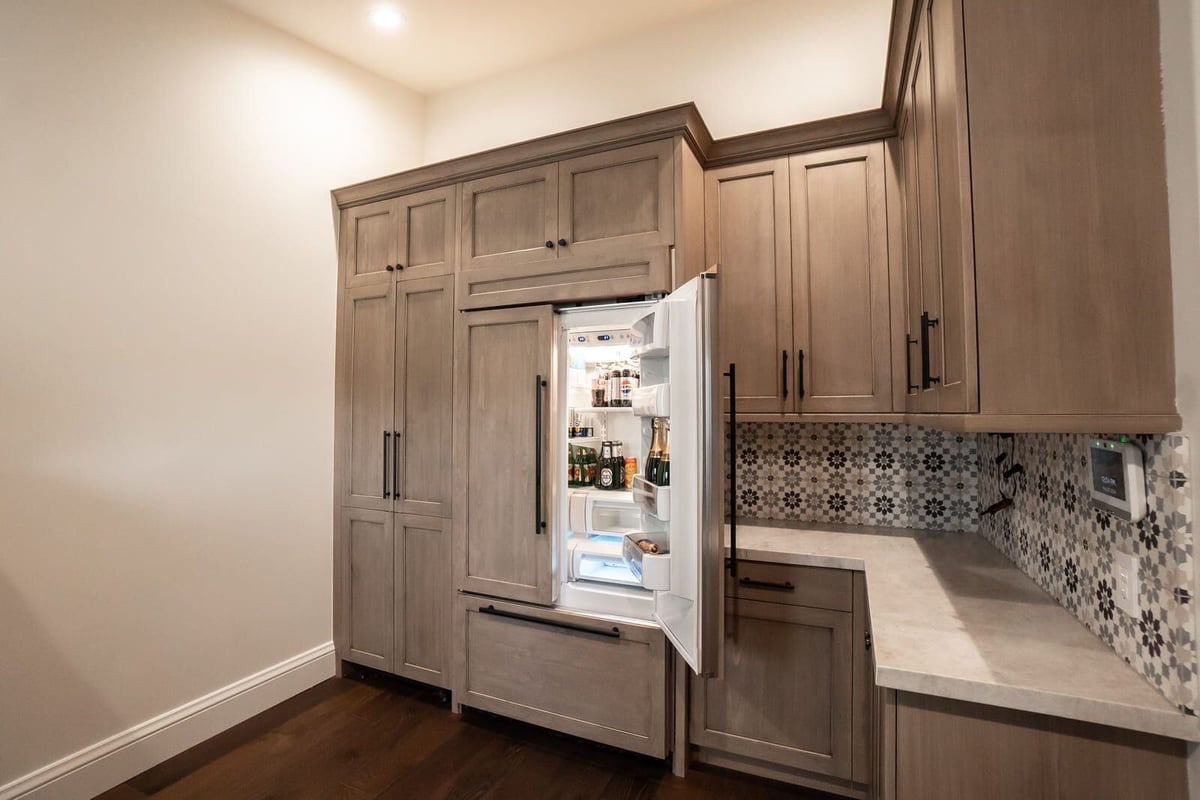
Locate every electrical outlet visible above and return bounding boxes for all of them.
[1114,550,1139,617]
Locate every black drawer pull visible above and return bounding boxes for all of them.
[738,577,795,592]
[479,604,620,639]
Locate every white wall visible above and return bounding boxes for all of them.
[1160,0,1200,794]
[0,0,422,788]
[422,0,891,163]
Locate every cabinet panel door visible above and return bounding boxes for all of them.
[336,283,395,511]
[704,159,793,414]
[341,198,399,289]
[791,143,892,413]
[453,305,555,604]
[558,139,674,258]
[395,514,450,688]
[460,164,558,270]
[339,507,394,671]
[900,21,940,414]
[397,185,457,281]
[394,275,454,517]
[691,597,854,779]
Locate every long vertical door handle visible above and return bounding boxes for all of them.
[920,312,941,388]
[392,430,400,498]
[781,350,788,400]
[382,431,391,499]
[534,375,547,535]
[797,350,805,400]
[723,363,737,577]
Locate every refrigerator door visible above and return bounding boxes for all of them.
[652,272,724,675]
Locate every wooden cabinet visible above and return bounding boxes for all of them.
[394,514,450,688]
[393,275,454,517]
[337,283,395,511]
[457,142,675,308]
[455,595,670,758]
[705,146,893,417]
[704,158,792,414]
[692,563,872,792]
[340,188,457,288]
[452,304,555,604]
[893,0,977,415]
[339,507,394,671]
[790,143,892,413]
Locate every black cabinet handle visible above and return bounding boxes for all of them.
[385,264,394,271]
[781,350,788,400]
[545,240,555,249]
[724,363,737,578]
[558,238,568,247]
[479,604,620,639]
[738,577,795,592]
[534,375,547,535]
[906,336,919,392]
[797,349,805,399]
[920,312,941,388]
[382,431,391,499]
[392,430,400,498]
[396,263,405,271]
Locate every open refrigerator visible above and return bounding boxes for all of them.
[552,273,723,674]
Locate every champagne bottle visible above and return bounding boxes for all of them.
[645,417,665,484]
[656,420,670,487]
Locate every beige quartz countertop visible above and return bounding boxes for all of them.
[727,519,1200,741]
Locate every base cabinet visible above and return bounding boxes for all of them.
[888,692,1188,800]
[454,595,670,758]
[691,563,872,795]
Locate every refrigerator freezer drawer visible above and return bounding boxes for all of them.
[622,532,671,591]
[631,383,670,417]
[630,475,671,521]
[568,489,640,535]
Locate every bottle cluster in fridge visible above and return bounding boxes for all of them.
[590,362,640,408]
[644,417,670,487]
[568,441,636,490]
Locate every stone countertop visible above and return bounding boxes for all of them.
[727,519,1200,741]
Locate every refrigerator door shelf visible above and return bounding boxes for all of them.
[622,532,671,591]
[630,475,671,521]
[630,383,670,417]
[632,304,670,354]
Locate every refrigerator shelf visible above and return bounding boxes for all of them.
[630,383,670,417]
[574,406,634,414]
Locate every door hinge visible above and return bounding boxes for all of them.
[865,631,873,651]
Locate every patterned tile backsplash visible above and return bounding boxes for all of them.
[976,433,1196,714]
[728,423,980,532]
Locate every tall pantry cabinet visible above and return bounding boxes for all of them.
[334,189,456,689]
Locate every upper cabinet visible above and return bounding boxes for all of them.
[340,187,458,288]
[706,145,893,418]
[457,141,675,309]
[888,0,1178,429]
[790,143,892,414]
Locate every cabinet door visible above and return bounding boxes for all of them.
[704,159,793,414]
[340,198,400,289]
[394,514,450,688]
[396,185,457,281]
[692,597,854,779]
[394,275,454,517]
[453,305,555,604]
[790,143,892,413]
[336,283,395,511]
[460,164,558,270]
[899,18,941,414]
[339,507,394,671]
[557,139,674,258]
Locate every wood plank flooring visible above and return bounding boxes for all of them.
[97,670,835,799]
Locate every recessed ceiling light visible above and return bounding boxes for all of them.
[368,5,404,31]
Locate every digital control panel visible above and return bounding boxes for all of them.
[1089,438,1147,522]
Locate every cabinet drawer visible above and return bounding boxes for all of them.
[457,595,669,757]
[729,561,852,611]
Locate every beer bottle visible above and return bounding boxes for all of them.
[612,441,625,488]
[584,447,597,486]
[597,441,616,490]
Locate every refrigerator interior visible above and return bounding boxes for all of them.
[555,302,664,620]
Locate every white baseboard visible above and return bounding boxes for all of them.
[0,642,336,800]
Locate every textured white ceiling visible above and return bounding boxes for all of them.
[220,0,749,93]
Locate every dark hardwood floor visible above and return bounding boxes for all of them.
[96,669,835,799]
